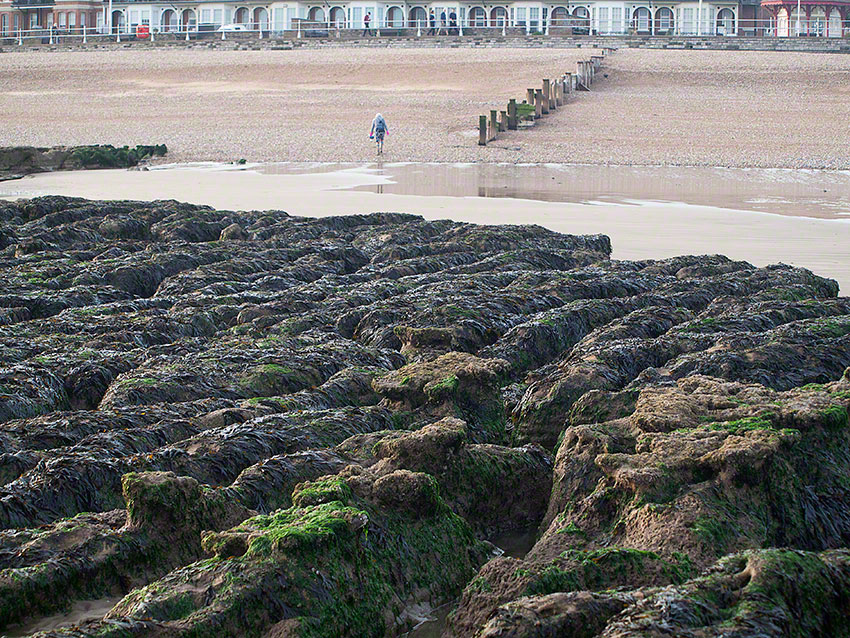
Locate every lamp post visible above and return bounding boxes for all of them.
[697,0,702,34]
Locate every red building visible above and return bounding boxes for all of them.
[761,0,848,35]
[0,0,100,36]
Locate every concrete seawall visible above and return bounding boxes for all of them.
[2,33,849,54]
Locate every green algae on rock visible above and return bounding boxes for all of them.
[0,197,849,636]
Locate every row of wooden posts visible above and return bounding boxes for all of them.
[478,49,613,146]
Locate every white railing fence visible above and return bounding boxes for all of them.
[1,17,847,45]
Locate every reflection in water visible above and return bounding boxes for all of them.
[3,597,117,637]
[303,162,850,220]
[403,528,538,638]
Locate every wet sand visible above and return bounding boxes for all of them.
[256,162,850,220]
[4,166,848,292]
[2,48,850,167]
[2,597,117,637]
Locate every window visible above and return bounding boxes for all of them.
[68,12,76,28]
[213,9,222,24]
[1,14,6,36]
[683,8,693,33]
[201,9,211,23]
[80,13,86,27]
[58,12,66,28]
[612,7,622,32]
[31,13,39,28]
[14,14,20,31]
[530,7,539,30]
[598,7,608,32]
[516,7,526,27]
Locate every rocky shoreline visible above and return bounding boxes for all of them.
[0,196,848,637]
[0,146,167,182]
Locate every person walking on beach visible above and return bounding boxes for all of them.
[370,113,389,155]
[428,9,436,35]
[363,12,372,36]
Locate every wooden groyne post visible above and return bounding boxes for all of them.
[477,49,614,146]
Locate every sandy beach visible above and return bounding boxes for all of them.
[2,47,850,167]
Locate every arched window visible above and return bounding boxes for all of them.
[656,7,674,34]
[111,10,125,33]
[386,6,403,27]
[409,7,426,27]
[329,6,345,27]
[633,7,650,33]
[252,7,268,30]
[828,7,843,36]
[572,6,590,33]
[716,7,735,35]
[469,7,486,26]
[809,6,826,36]
[490,6,507,26]
[161,9,177,30]
[777,7,789,36]
[551,7,568,27]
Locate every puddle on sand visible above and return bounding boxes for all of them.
[1,597,117,637]
[302,162,850,220]
[402,528,538,638]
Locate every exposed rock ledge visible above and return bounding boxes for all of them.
[0,196,847,637]
[0,145,167,181]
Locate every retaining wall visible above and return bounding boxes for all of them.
[1,33,850,53]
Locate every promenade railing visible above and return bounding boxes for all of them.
[0,18,846,46]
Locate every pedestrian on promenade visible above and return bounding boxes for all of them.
[439,10,447,35]
[428,9,436,35]
[449,9,457,34]
[369,113,389,155]
[363,12,372,36]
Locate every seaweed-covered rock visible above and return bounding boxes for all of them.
[372,418,553,535]
[0,197,849,635]
[0,145,167,182]
[449,375,850,636]
[373,352,510,442]
[96,469,489,637]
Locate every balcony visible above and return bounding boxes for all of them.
[11,0,55,6]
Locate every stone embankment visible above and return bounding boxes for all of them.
[1,33,849,53]
[0,196,848,636]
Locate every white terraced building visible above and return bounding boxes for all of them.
[97,0,758,37]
